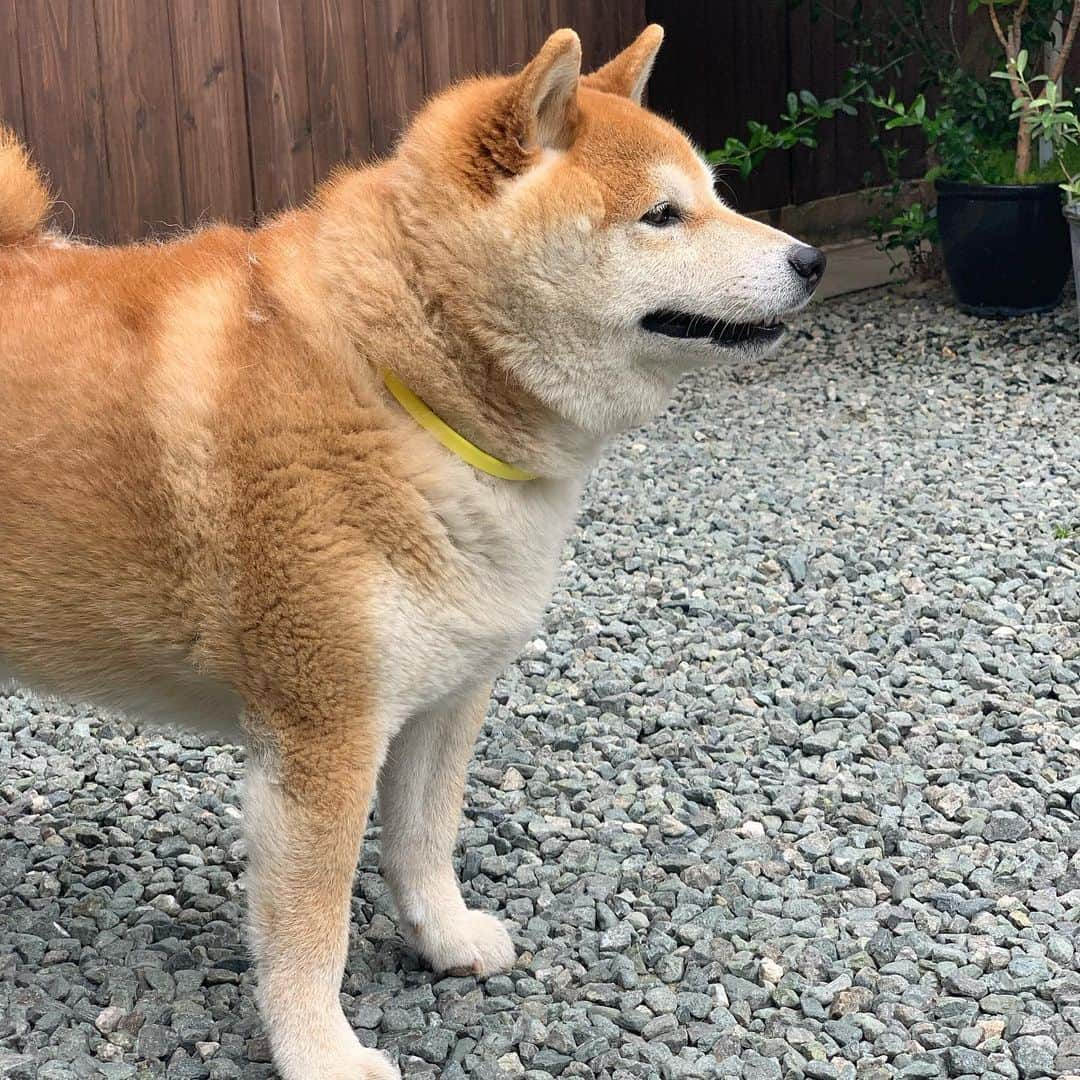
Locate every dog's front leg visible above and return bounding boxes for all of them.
[378,688,516,975]
[244,737,400,1080]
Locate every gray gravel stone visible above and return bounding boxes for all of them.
[1011,1035,1057,1078]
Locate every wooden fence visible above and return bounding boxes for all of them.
[0,0,644,242]
[3,1,1077,240]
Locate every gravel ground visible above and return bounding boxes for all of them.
[2,284,1079,1080]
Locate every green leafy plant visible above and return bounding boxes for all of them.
[993,49,1080,200]
[869,91,984,180]
[972,0,1080,178]
[869,200,940,275]
[705,85,861,179]
[708,0,1080,275]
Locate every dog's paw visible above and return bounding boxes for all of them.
[341,1047,401,1080]
[291,1046,399,1080]
[412,909,516,977]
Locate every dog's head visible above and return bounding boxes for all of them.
[395,26,824,436]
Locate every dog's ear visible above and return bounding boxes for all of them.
[582,24,664,104]
[502,28,582,151]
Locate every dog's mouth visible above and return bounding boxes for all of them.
[641,310,786,348]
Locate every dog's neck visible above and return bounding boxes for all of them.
[310,167,605,482]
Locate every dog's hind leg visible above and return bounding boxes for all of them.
[243,729,400,1080]
[377,687,516,976]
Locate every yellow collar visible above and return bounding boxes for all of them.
[382,370,537,482]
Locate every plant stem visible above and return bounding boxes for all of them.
[1016,116,1034,177]
[987,1,1010,52]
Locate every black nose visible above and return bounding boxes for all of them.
[788,244,827,291]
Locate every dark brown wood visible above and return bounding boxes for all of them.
[645,0,707,138]
[495,0,531,73]
[304,0,373,179]
[95,0,185,241]
[240,0,314,216]
[734,1,790,210]
[562,0,634,73]
[523,0,560,57]
[421,0,498,93]
[362,0,425,157]
[649,0,782,209]
[9,0,963,239]
[168,0,254,227]
[789,2,839,205]
[0,0,26,141]
[645,0,928,211]
[15,0,111,239]
[831,2,896,194]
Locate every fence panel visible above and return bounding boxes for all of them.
[10,0,1012,236]
[168,0,254,229]
[305,0,373,179]
[96,0,185,240]
[16,0,112,239]
[0,0,26,143]
[240,0,315,216]
[789,2,840,206]
[362,0,427,157]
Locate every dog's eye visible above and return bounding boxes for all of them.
[641,202,680,227]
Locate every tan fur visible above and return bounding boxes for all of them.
[0,26,819,1079]
[0,126,50,244]
[582,22,664,102]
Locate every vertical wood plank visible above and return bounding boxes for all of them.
[644,0,706,130]
[168,0,254,227]
[831,0,916,193]
[495,0,531,73]
[421,0,498,92]
[831,1,876,195]
[15,0,111,239]
[239,0,314,217]
[562,0,624,73]
[613,0,647,51]
[0,0,26,141]
[95,0,185,241]
[647,0,727,190]
[733,0,791,210]
[362,0,425,157]
[523,0,559,57]
[304,0,373,180]
[555,2,648,84]
[789,2,839,205]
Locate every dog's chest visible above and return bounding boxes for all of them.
[378,478,578,715]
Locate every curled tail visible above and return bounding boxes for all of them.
[0,126,50,244]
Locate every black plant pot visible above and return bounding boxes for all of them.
[935,178,1072,317]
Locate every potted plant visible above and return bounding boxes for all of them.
[879,0,1078,316]
[999,40,1080,323]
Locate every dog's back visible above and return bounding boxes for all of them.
[1,210,226,720]
[0,138,350,729]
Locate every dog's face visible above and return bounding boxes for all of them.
[398,27,824,436]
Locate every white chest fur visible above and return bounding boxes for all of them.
[375,469,582,722]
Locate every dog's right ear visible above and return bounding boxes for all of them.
[499,29,582,152]
[582,25,664,104]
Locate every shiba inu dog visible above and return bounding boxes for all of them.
[0,25,825,1079]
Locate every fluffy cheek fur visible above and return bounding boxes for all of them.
[452,176,667,435]
[464,179,807,437]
